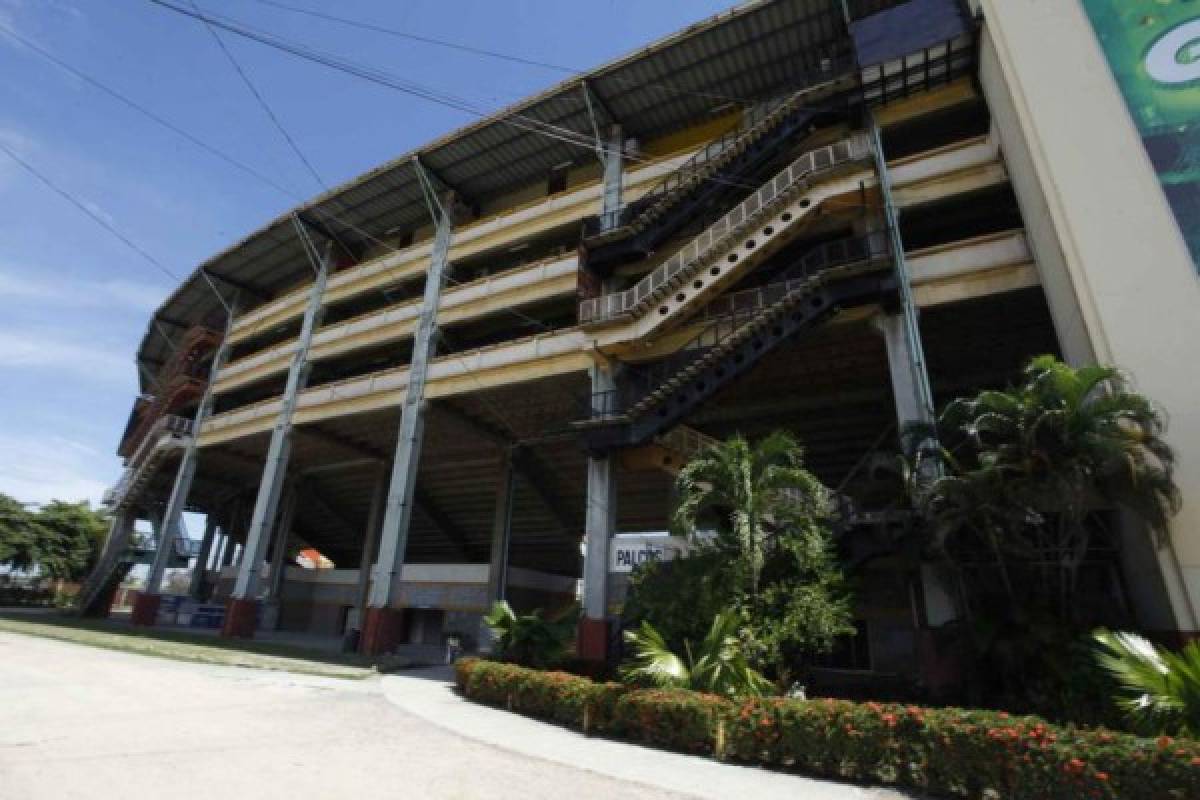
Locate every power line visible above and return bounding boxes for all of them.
[146,0,770,195]
[0,20,306,204]
[146,0,608,157]
[250,0,753,106]
[0,139,179,282]
[186,0,328,193]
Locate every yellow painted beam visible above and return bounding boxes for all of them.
[874,77,978,128]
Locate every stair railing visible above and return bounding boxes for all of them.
[583,52,855,240]
[580,134,872,326]
[582,233,891,421]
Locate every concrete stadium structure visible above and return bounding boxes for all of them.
[82,0,1200,685]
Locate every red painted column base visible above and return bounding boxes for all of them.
[82,583,119,618]
[130,592,161,627]
[577,617,611,663]
[222,597,258,639]
[360,607,407,656]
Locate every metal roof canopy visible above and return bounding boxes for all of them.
[135,0,907,389]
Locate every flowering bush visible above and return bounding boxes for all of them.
[454,659,1200,798]
[610,689,727,754]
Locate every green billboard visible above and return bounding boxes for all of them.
[1081,0,1200,271]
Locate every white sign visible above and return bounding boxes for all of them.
[609,536,687,573]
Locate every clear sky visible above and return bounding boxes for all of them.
[0,0,736,508]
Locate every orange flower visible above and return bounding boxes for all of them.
[1157,735,1172,749]
[1095,772,1108,782]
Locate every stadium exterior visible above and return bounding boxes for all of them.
[82,0,1200,686]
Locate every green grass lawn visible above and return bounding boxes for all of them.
[0,610,379,679]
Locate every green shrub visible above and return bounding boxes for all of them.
[455,660,1200,798]
[458,658,623,731]
[610,689,728,755]
[454,657,480,692]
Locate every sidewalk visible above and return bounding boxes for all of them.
[382,667,910,800]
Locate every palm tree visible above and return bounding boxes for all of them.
[1093,629,1200,736]
[932,356,1180,615]
[483,601,576,668]
[672,431,827,600]
[621,610,773,697]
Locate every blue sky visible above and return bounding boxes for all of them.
[0,0,734,508]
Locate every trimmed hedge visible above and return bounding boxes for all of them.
[454,658,1200,799]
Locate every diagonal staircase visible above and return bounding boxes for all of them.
[579,134,873,335]
[103,415,193,511]
[578,234,894,450]
[582,55,855,268]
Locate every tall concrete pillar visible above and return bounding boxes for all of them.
[600,124,623,226]
[868,115,938,474]
[225,240,331,639]
[875,313,929,428]
[363,202,454,656]
[578,130,624,662]
[579,364,618,662]
[480,450,515,654]
[188,515,219,600]
[219,533,235,568]
[487,449,515,606]
[352,469,388,647]
[267,487,297,604]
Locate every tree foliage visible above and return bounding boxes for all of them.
[621,610,772,698]
[0,493,109,581]
[627,432,853,680]
[920,355,1180,619]
[483,601,576,669]
[0,493,36,571]
[1093,629,1200,737]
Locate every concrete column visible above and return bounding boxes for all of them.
[267,487,298,602]
[364,205,454,656]
[579,363,618,662]
[219,533,235,567]
[225,243,331,639]
[487,449,516,605]
[352,470,388,644]
[875,313,928,428]
[188,515,218,600]
[600,124,624,226]
[144,307,239,600]
[868,116,937,431]
[131,510,166,626]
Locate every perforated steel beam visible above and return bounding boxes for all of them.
[368,200,454,609]
[231,239,332,601]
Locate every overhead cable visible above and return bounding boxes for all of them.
[0,138,179,282]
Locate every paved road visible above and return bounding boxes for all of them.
[0,632,903,799]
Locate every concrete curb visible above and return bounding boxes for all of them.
[381,667,909,800]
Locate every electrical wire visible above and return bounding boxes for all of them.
[0,21,307,204]
[250,0,757,106]
[146,0,611,157]
[0,138,179,282]
[185,0,328,193]
[147,1,780,197]
[0,19,558,336]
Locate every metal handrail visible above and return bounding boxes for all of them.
[583,53,854,240]
[582,234,891,421]
[579,134,872,325]
[103,415,193,507]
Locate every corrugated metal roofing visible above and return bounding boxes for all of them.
[137,0,902,389]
